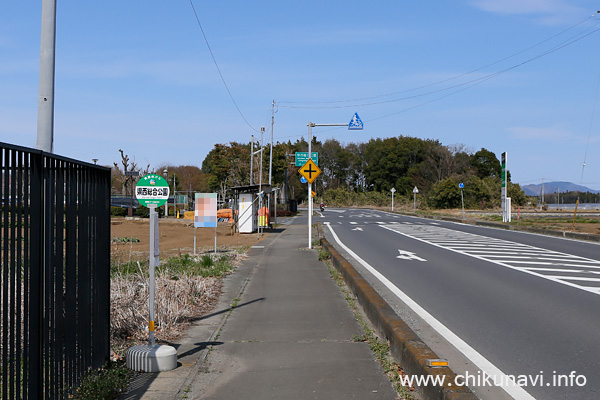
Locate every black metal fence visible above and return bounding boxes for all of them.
[0,142,111,399]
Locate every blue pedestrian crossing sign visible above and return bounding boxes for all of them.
[348,113,363,130]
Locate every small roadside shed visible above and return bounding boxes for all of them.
[230,184,272,233]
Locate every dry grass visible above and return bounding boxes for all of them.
[110,252,246,358]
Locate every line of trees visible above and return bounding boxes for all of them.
[197,135,526,210]
[110,136,527,210]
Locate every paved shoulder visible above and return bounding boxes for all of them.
[186,221,396,399]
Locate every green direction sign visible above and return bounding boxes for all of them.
[136,174,170,208]
[295,152,318,167]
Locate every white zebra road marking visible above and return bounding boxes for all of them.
[381,223,600,295]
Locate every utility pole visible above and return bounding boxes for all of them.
[259,127,265,237]
[250,135,254,184]
[36,0,57,153]
[269,100,274,185]
[541,178,545,206]
[259,127,264,193]
[173,173,176,215]
[163,169,168,216]
[269,101,275,228]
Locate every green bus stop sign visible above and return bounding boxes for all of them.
[136,174,170,208]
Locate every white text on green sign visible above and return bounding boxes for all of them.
[136,174,170,207]
[295,152,318,167]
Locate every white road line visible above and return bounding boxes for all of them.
[466,249,573,254]
[324,223,535,400]
[438,244,523,249]
[465,250,568,256]
[481,256,588,262]
[523,268,587,273]
[507,261,600,268]
[548,276,600,282]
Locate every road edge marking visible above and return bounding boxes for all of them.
[325,222,535,400]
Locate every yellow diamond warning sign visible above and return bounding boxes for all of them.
[299,159,321,184]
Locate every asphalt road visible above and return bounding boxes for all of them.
[319,208,600,400]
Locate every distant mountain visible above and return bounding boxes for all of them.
[521,181,600,196]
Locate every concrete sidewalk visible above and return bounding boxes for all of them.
[122,214,396,400]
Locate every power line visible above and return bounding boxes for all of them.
[277,14,600,110]
[580,70,600,185]
[362,24,600,122]
[188,0,259,132]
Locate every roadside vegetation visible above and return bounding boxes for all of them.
[73,251,245,399]
[317,245,415,399]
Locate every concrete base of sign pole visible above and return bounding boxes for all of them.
[126,344,177,372]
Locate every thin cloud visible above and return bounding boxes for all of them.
[508,125,577,142]
[469,0,587,25]
[270,27,414,47]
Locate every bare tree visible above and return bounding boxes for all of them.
[112,149,149,196]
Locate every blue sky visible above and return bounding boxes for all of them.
[2,1,600,189]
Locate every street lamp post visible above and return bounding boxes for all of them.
[36,0,57,153]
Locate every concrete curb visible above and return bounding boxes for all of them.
[318,232,477,400]
[520,226,600,242]
[470,218,600,242]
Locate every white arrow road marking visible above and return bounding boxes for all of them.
[397,249,426,261]
[352,227,364,231]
